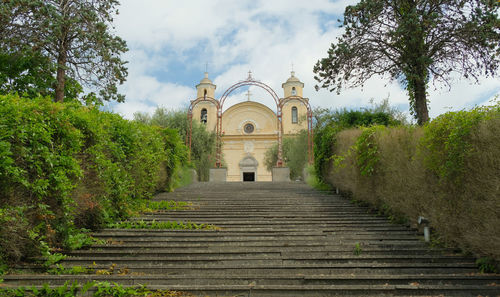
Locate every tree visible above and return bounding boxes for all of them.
[0,0,128,103]
[134,108,217,182]
[313,0,500,125]
[264,131,309,180]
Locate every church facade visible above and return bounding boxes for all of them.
[192,72,309,182]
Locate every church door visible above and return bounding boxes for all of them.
[239,155,258,182]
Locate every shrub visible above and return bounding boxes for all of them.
[318,102,500,261]
[264,130,309,180]
[0,94,188,268]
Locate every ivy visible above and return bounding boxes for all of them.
[354,126,384,176]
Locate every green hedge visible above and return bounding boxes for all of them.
[0,94,187,267]
[316,103,500,260]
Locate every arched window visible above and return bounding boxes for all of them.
[201,108,207,124]
[203,89,207,99]
[291,106,298,124]
[291,87,297,96]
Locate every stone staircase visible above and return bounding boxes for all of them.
[3,182,500,296]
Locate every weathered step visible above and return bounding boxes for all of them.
[4,182,498,297]
[3,283,499,297]
[69,247,455,257]
[3,274,499,287]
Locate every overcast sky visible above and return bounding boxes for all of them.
[107,0,500,122]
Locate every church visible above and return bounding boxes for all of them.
[191,71,309,182]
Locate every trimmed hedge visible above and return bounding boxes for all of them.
[0,94,187,267]
[317,103,500,260]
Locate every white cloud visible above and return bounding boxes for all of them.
[111,0,500,121]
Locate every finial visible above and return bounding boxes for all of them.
[204,72,209,78]
[247,70,253,80]
[291,70,295,77]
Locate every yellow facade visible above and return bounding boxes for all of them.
[192,72,309,181]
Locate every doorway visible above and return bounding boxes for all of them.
[243,172,255,182]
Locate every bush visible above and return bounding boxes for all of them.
[313,102,402,183]
[134,108,215,181]
[319,102,500,261]
[0,94,188,268]
[264,130,309,180]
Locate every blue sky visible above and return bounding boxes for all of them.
[108,0,500,121]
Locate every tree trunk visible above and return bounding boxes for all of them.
[55,51,66,102]
[414,79,429,125]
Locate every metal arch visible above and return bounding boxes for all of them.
[219,80,281,112]
[217,79,284,168]
[187,96,220,162]
[279,96,315,165]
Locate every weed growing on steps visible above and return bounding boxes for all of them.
[48,263,97,275]
[108,220,221,231]
[0,280,193,296]
[138,200,194,212]
[476,257,498,274]
[353,243,362,256]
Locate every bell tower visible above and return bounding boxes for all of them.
[193,72,217,131]
[282,71,304,98]
[281,71,308,134]
[196,72,216,99]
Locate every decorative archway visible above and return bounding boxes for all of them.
[187,72,314,169]
[216,73,283,168]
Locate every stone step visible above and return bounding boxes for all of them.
[63,253,471,262]
[4,182,498,297]
[69,248,453,257]
[91,235,421,242]
[4,274,498,287]
[89,241,430,248]
[3,283,499,297]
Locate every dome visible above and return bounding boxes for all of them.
[199,72,213,84]
[285,71,301,83]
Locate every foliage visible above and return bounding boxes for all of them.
[316,102,500,262]
[0,0,128,103]
[264,130,309,180]
[139,200,193,212]
[108,220,220,231]
[476,257,498,274]
[421,105,498,185]
[313,100,402,183]
[313,0,500,125]
[0,281,87,297]
[0,280,191,297]
[134,108,216,181]
[0,94,188,268]
[353,243,362,256]
[354,126,384,176]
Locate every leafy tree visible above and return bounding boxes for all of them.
[314,0,500,125]
[0,0,128,103]
[134,108,217,182]
[0,48,84,99]
[264,130,309,180]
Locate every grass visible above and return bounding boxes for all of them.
[108,220,221,231]
[0,280,194,297]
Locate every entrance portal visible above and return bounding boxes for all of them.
[239,155,258,182]
[243,172,255,182]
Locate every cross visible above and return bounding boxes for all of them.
[246,90,252,101]
[291,62,294,72]
[205,62,208,73]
